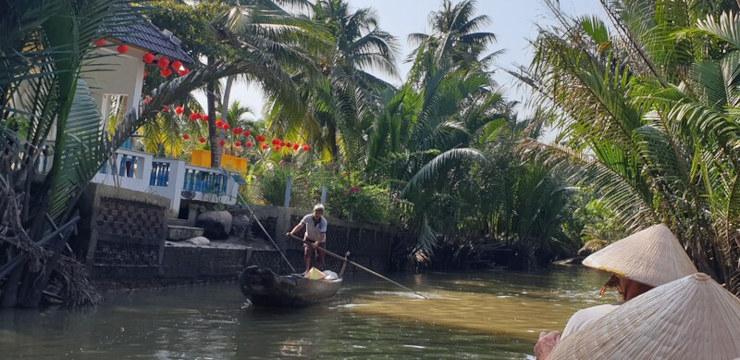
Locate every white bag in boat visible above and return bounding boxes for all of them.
[305,267,325,280]
[323,270,338,280]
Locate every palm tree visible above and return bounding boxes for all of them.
[266,0,399,164]
[407,0,498,85]
[515,1,739,293]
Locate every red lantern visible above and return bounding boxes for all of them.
[302,144,310,152]
[215,120,224,128]
[158,56,170,69]
[94,38,106,47]
[177,67,190,76]
[183,133,190,140]
[233,127,243,135]
[293,143,299,151]
[171,60,183,72]
[235,140,242,147]
[189,113,200,121]
[256,135,266,143]
[246,141,254,148]
[160,67,172,77]
[244,129,251,137]
[219,139,226,147]
[116,44,129,54]
[199,136,206,144]
[175,105,184,115]
[143,52,155,64]
[271,138,281,146]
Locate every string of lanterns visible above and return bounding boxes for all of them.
[166,105,312,154]
[94,38,190,78]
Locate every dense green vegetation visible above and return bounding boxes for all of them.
[1,0,737,308]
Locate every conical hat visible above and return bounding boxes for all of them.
[550,273,740,360]
[582,223,697,287]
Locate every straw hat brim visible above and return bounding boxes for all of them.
[582,224,698,287]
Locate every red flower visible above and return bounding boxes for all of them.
[175,105,184,115]
[161,105,169,113]
[219,139,225,147]
[233,127,242,135]
[244,129,251,137]
[171,60,183,71]
[199,137,206,144]
[293,143,300,151]
[183,133,190,140]
[158,56,170,69]
[302,144,311,152]
[143,96,152,105]
[199,114,208,122]
[235,140,242,147]
[160,67,172,77]
[215,120,224,128]
[189,113,200,121]
[285,142,292,147]
[256,135,266,142]
[261,144,268,150]
[177,67,190,76]
[223,123,230,130]
[271,138,281,145]
[116,44,129,54]
[94,38,106,47]
[143,52,155,64]
[246,141,254,148]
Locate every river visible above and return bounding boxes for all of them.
[0,267,612,359]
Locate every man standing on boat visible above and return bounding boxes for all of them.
[287,204,328,273]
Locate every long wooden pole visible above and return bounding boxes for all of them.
[237,195,296,273]
[289,234,427,299]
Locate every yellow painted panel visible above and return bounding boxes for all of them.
[191,150,211,168]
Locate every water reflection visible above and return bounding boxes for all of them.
[0,267,610,359]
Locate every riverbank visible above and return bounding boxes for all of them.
[0,268,609,359]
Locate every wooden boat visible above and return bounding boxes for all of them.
[239,258,349,307]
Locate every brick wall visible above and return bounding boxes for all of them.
[78,184,168,279]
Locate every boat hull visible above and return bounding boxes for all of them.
[239,265,342,307]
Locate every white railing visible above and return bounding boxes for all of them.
[91,148,240,213]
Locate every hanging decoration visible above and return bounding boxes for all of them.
[199,136,206,144]
[143,52,155,64]
[183,133,190,140]
[246,141,254,148]
[158,56,170,69]
[302,144,311,152]
[175,105,184,115]
[94,38,107,47]
[189,113,200,121]
[160,67,172,77]
[293,143,299,151]
[116,44,129,54]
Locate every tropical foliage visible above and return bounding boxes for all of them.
[514,0,739,293]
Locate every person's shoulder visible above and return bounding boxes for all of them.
[301,214,312,222]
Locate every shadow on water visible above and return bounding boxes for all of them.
[0,267,612,359]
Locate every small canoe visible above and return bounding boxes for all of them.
[239,265,342,307]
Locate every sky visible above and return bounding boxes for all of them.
[194,0,606,120]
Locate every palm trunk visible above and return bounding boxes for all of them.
[207,76,221,168]
[222,75,234,127]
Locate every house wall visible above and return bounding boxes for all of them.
[83,46,146,114]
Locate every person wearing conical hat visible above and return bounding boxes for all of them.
[534,224,698,360]
[548,273,740,360]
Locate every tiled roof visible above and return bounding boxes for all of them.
[106,14,195,64]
